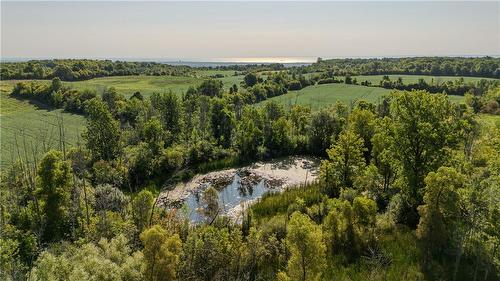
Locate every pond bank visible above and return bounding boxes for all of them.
[158,156,320,222]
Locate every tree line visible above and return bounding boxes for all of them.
[308,57,500,78]
[374,75,498,96]
[0,59,194,81]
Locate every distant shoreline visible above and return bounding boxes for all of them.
[0,58,313,67]
[2,55,499,65]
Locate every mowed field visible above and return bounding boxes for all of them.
[0,86,86,169]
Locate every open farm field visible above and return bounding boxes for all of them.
[261,82,465,110]
[261,83,392,110]
[0,89,85,169]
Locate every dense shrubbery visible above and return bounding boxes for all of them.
[240,71,318,103]
[10,78,96,114]
[317,77,343,84]
[0,59,194,81]
[466,86,500,114]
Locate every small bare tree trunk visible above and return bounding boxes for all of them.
[82,178,90,228]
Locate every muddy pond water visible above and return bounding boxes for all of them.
[159,156,320,222]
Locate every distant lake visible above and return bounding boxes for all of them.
[162,61,312,68]
[0,58,314,68]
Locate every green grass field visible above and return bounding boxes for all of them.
[0,89,86,169]
[0,70,244,99]
[261,83,392,110]
[68,76,199,98]
[261,81,466,110]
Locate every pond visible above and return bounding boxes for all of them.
[159,156,320,222]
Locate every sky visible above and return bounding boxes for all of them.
[1,1,499,62]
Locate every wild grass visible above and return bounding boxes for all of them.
[251,182,323,219]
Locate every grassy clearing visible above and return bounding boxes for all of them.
[261,82,466,110]
[67,76,199,98]
[0,71,244,99]
[0,89,85,169]
[261,83,393,110]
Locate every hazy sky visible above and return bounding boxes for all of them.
[1,1,499,61]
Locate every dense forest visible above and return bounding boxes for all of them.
[1,58,499,281]
[307,57,500,78]
[0,60,194,81]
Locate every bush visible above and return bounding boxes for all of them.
[287,80,302,91]
[94,184,129,213]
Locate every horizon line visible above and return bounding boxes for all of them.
[1,55,499,64]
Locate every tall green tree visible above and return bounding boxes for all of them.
[308,106,346,156]
[211,98,234,148]
[348,108,376,163]
[197,79,223,97]
[142,118,165,153]
[282,212,326,281]
[151,92,181,140]
[389,91,456,210]
[244,72,259,87]
[321,130,366,189]
[416,166,464,270]
[182,87,200,141]
[180,226,243,281]
[322,197,376,259]
[50,77,62,92]
[132,190,154,232]
[371,117,396,192]
[234,116,263,160]
[36,150,73,242]
[102,87,126,115]
[83,98,121,161]
[264,117,294,157]
[141,225,182,281]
